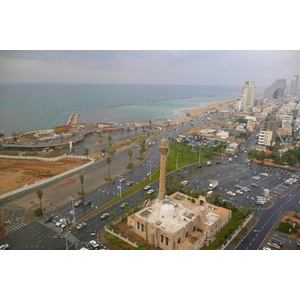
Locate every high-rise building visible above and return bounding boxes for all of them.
[264,79,286,99]
[242,81,255,107]
[289,75,299,95]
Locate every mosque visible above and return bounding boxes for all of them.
[127,138,232,250]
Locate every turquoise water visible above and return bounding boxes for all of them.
[0,83,240,135]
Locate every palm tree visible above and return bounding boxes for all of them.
[71,147,75,156]
[108,135,112,147]
[134,126,138,134]
[128,149,133,164]
[134,198,141,207]
[79,174,84,193]
[139,148,144,159]
[105,156,112,180]
[84,147,89,156]
[124,205,131,216]
[109,211,117,223]
[36,189,43,212]
[176,169,182,180]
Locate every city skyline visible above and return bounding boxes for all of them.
[0,50,299,87]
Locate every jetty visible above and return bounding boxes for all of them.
[151,99,171,103]
[104,103,134,108]
[68,114,81,125]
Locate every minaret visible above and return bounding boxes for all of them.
[158,138,168,200]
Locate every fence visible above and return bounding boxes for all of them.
[0,154,90,162]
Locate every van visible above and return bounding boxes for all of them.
[206,191,213,198]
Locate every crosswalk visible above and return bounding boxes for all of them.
[7,221,26,234]
[37,219,81,246]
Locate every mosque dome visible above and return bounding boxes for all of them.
[160,203,176,219]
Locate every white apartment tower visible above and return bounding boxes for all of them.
[242,81,256,107]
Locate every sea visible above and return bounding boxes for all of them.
[0,83,241,135]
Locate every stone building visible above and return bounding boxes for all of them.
[126,139,232,250]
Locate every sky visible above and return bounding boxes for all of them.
[1,50,299,87]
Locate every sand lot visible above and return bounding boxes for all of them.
[0,158,88,195]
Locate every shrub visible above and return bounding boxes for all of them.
[34,208,43,216]
[78,191,85,196]
[126,163,134,169]
[234,237,240,242]
[276,222,298,234]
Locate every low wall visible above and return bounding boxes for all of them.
[0,154,89,161]
[105,227,138,248]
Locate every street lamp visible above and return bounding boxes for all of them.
[176,152,180,169]
[118,175,122,198]
[149,161,152,180]
[68,196,76,224]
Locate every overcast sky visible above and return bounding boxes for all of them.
[0,50,299,87]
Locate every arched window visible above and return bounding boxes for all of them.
[193,226,196,232]
[186,232,189,237]
[161,235,164,243]
[166,237,169,246]
[177,238,181,244]
[141,224,145,232]
[137,222,140,230]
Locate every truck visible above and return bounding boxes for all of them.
[208,180,218,190]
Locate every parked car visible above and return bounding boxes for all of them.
[76,222,87,230]
[263,247,271,250]
[120,202,128,208]
[296,239,300,246]
[44,216,53,224]
[84,200,92,207]
[144,185,151,190]
[251,183,258,187]
[215,161,221,164]
[91,230,96,236]
[147,189,154,194]
[100,213,109,219]
[236,190,243,195]
[234,184,242,189]
[146,172,151,177]
[181,180,189,185]
[227,191,236,196]
[56,218,67,227]
[0,244,9,250]
[241,187,250,192]
[252,176,261,180]
[260,173,268,176]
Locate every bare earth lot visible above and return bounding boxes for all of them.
[0,158,88,195]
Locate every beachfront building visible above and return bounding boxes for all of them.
[264,79,286,100]
[235,95,245,112]
[126,138,232,250]
[242,81,256,107]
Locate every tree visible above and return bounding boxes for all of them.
[109,211,117,222]
[176,169,182,180]
[70,147,75,156]
[106,156,112,180]
[84,147,89,156]
[36,189,43,213]
[128,149,133,164]
[134,198,141,207]
[139,148,144,159]
[79,174,84,193]
[108,135,112,147]
[124,205,131,216]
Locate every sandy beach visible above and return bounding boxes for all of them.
[170,100,235,126]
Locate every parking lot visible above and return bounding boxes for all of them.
[188,162,297,209]
[262,231,300,250]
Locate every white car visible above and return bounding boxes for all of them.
[90,240,99,248]
[126,181,134,186]
[236,190,243,195]
[252,176,261,180]
[146,172,151,177]
[76,223,87,230]
[56,218,67,227]
[100,213,109,219]
[60,220,70,229]
[263,247,271,250]
[181,180,189,185]
[288,178,297,183]
[119,177,125,183]
[0,244,9,250]
[227,191,236,196]
[144,185,151,190]
[147,189,154,194]
[260,173,268,176]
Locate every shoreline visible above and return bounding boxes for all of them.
[169,99,235,126]
[68,114,81,125]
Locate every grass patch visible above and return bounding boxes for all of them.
[276,222,298,235]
